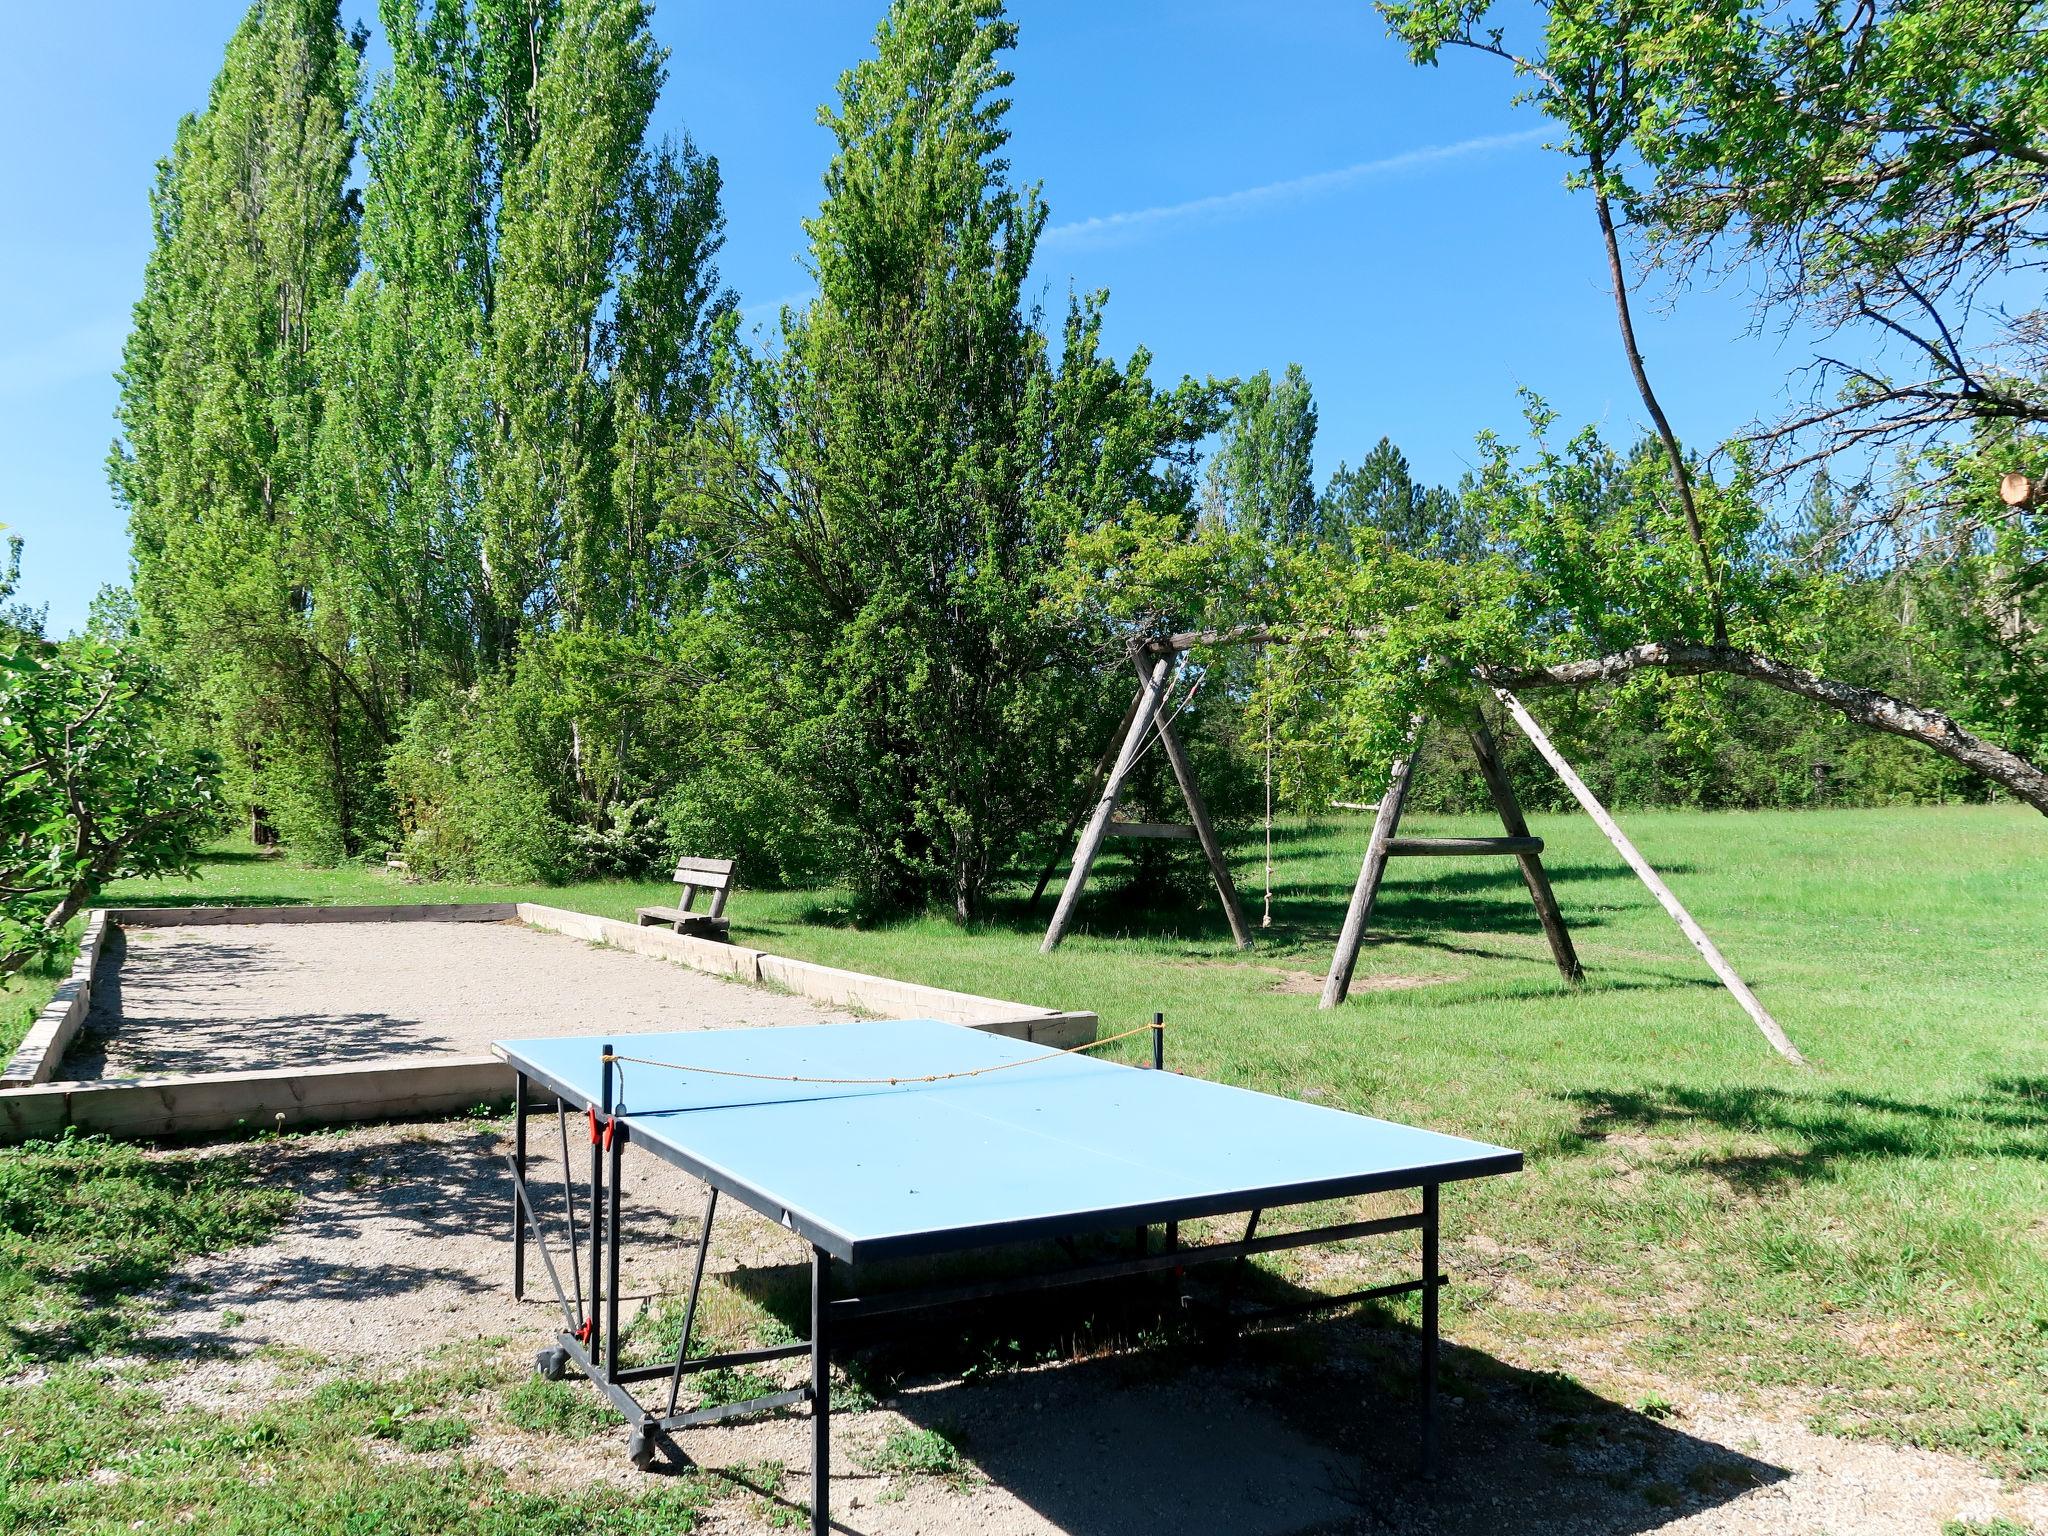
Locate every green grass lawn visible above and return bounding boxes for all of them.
[6,802,2046,1504]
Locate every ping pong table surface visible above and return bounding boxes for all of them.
[496,1017,1520,1264]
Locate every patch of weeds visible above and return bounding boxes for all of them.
[1941,1521,2035,1536]
[0,1130,296,1365]
[1633,1390,1676,1420]
[1948,1401,2048,1478]
[714,1459,802,1529]
[865,1426,970,1486]
[501,1376,617,1436]
[371,1407,474,1454]
[831,1373,877,1413]
[1525,1368,1585,1412]
[1,1362,729,1533]
[1640,1480,1683,1508]
[1537,1418,1597,1449]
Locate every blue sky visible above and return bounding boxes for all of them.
[0,0,1812,636]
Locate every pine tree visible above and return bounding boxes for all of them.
[1323,436,1476,557]
[683,0,1217,915]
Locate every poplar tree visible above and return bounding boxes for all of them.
[113,0,366,854]
[1220,364,1320,543]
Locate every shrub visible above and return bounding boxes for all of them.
[387,689,571,883]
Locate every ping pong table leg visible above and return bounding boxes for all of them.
[512,1073,528,1302]
[605,1120,626,1381]
[810,1246,831,1534]
[1421,1182,1439,1480]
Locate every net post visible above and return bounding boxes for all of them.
[587,1042,611,1371]
[1151,1011,1164,1072]
[512,1071,529,1301]
[605,1114,625,1380]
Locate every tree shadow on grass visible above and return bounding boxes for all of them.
[1560,1079,2048,1191]
[780,854,1686,940]
[715,1241,1783,1536]
[66,928,483,1079]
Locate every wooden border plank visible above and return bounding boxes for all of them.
[102,903,520,928]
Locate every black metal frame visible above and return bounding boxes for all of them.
[508,1034,1458,1535]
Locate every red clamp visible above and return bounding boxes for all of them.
[587,1107,620,1150]
[575,1319,594,1344]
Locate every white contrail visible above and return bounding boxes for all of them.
[1041,127,1546,247]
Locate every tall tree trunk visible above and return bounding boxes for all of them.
[1587,144,1728,646]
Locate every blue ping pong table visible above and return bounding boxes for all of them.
[497,1018,1520,1533]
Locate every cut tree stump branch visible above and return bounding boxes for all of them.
[1480,643,2048,816]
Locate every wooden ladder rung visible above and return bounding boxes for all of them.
[1384,835,1543,857]
[1105,821,1198,840]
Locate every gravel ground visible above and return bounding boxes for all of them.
[126,1124,2048,1536]
[62,920,840,1079]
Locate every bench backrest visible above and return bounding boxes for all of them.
[672,855,735,917]
[673,856,734,890]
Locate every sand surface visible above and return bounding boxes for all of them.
[63,919,840,1079]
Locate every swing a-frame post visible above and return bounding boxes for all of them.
[1037,628,1800,1061]
[1040,636,1577,976]
[1040,649,1252,953]
[1318,707,1584,1007]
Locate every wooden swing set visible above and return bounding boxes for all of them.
[1033,628,1806,1064]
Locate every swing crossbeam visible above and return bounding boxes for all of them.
[1038,644,1584,999]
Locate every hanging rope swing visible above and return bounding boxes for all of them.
[1261,639,1274,928]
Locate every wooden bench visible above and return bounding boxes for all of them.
[636,856,736,941]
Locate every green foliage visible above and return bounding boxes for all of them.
[866,1425,967,1480]
[1378,0,2047,561]
[1322,436,1476,559]
[118,0,732,866]
[0,1360,726,1532]
[1463,396,1813,658]
[1213,364,1319,543]
[0,534,47,641]
[500,1375,617,1436]
[113,0,372,860]
[0,1132,294,1365]
[678,0,1221,916]
[0,635,225,976]
[386,689,571,883]
[102,0,2048,907]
